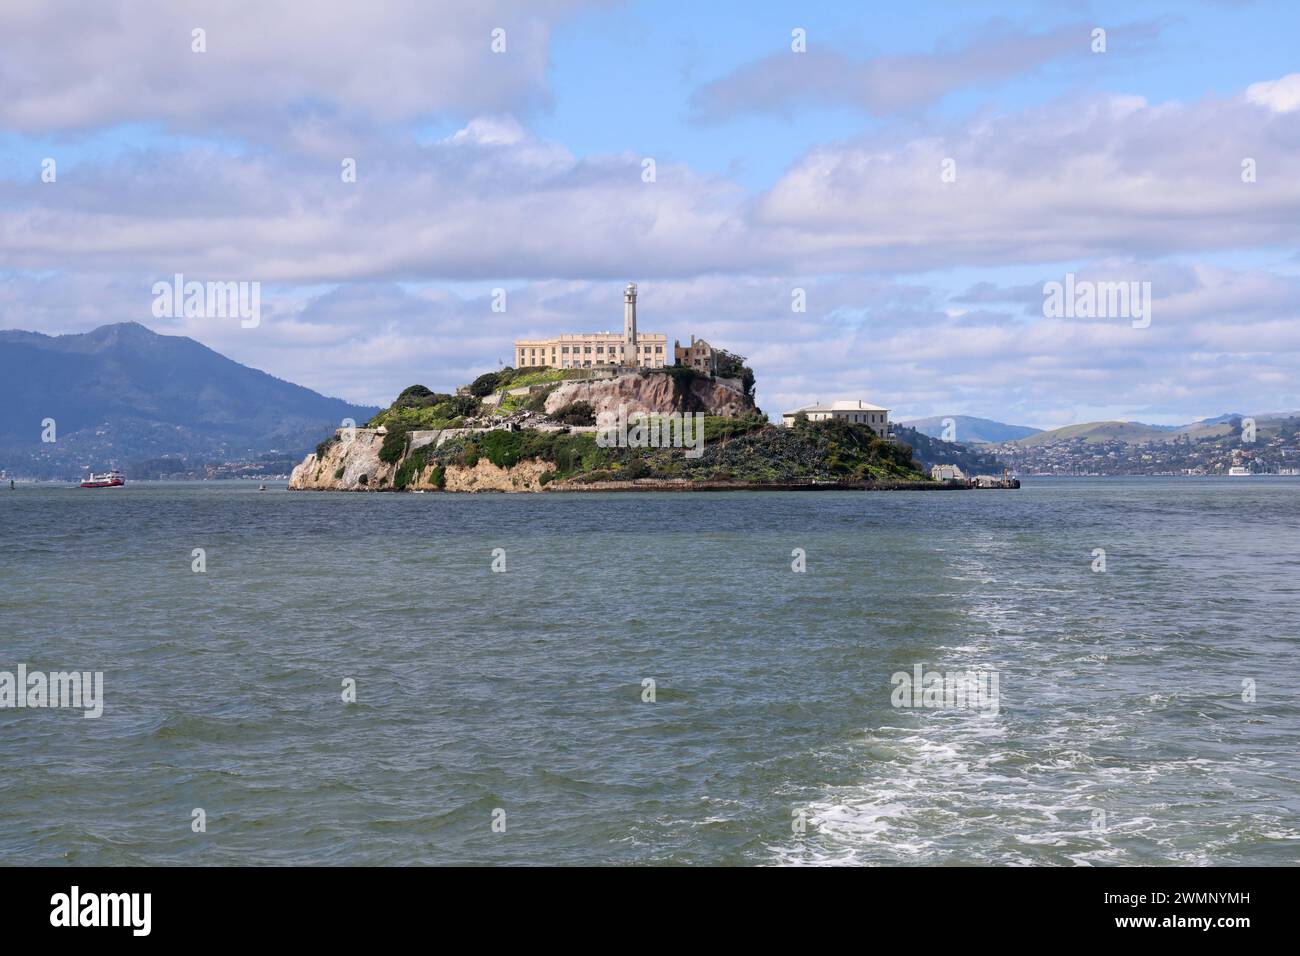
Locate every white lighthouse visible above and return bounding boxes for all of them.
[622,281,638,366]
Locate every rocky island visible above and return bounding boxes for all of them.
[288,365,947,493]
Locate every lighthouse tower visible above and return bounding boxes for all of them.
[622,282,638,366]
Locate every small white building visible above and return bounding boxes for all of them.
[781,400,891,439]
[931,464,965,481]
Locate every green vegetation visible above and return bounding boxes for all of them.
[316,435,338,459]
[340,366,925,491]
[370,392,478,430]
[469,372,504,397]
[702,412,769,442]
[378,426,409,464]
[497,367,581,389]
[660,365,704,385]
[393,384,438,407]
[367,370,587,430]
[550,401,595,426]
[410,416,923,486]
[392,443,448,490]
[714,349,756,398]
[481,429,523,468]
[468,366,581,399]
[892,426,1006,476]
[810,419,917,480]
[495,383,559,414]
[333,465,345,479]
[432,429,614,481]
[393,445,426,489]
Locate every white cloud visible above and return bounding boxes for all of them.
[1246,73,1300,113]
[0,0,598,135]
[756,89,1300,270]
[5,77,1300,282]
[5,11,1300,429]
[448,116,530,146]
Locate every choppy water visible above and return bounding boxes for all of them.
[1,478,1298,866]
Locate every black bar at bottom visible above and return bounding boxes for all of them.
[0,865,1278,941]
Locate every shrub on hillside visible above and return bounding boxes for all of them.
[447,395,480,417]
[378,425,409,464]
[620,459,651,480]
[524,389,554,414]
[714,349,756,397]
[394,384,436,408]
[551,401,596,426]
[481,429,523,468]
[394,445,447,490]
[469,372,503,397]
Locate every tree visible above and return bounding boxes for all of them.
[715,349,756,398]
[470,371,503,397]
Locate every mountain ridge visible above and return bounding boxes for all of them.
[0,322,379,478]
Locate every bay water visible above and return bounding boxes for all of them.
[2,478,1297,865]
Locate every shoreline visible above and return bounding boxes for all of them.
[543,478,965,492]
[285,478,989,493]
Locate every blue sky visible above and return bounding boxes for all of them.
[2,0,1299,427]
[537,1,1287,189]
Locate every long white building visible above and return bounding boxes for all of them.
[781,399,891,439]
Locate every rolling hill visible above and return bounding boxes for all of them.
[1013,420,1173,447]
[1012,417,1248,447]
[898,415,1042,444]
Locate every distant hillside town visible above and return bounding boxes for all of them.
[987,416,1300,476]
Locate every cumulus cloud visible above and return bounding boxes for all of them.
[6,77,1298,283]
[9,261,1298,425]
[1245,73,1300,113]
[755,89,1300,269]
[2,0,1297,428]
[0,0,599,136]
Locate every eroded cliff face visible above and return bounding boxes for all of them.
[442,458,552,492]
[544,371,755,419]
[290,429,389,490]
[288,428,555,492]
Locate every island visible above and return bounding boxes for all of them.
[288,365,975,493]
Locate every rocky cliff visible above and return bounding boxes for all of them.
[544,370,755,419]
[288,428,556,492]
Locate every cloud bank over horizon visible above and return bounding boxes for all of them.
[2,0,1298,428]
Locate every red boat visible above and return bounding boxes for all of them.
[80,470,126,488]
